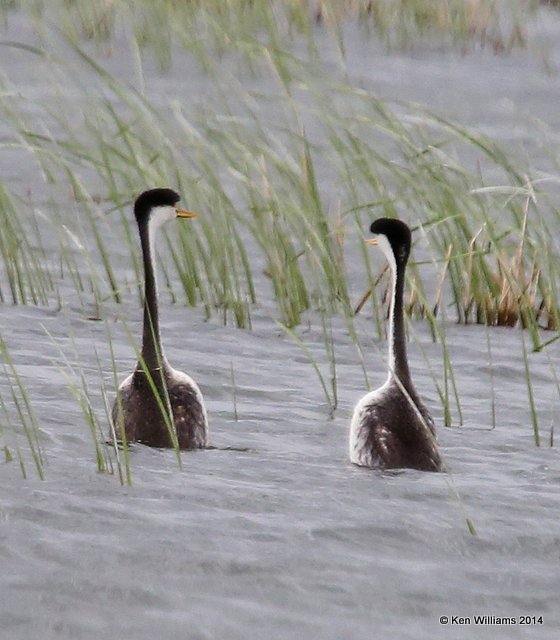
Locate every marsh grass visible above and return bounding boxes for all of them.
[0,183,54,306]
[0,0,558,464]
[44,307,187,483]
[520,327,541,447]
[484,319,497,430]
[278,318,338,415]
[0,333,45,479]
[547,352,559,447]
[103,319,132,485]
[45,317,120,477]
[230,360,239,422]
[5,28,557,341]
[1,0,535,60]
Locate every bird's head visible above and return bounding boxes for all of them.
[134,188,198,231]
[367,218,411,267]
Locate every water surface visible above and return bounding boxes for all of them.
[1,10,559,640]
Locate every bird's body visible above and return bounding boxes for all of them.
[113,361,207,449]
[112,188,208,449]
[349,218,442,472]
[350,375,439,471]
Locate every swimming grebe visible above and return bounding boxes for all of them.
[349,218,442,471]
[112,188,208,449]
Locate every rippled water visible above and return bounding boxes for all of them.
[2,9,560,640]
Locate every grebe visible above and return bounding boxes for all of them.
[112,188,208,449]
[349,218,442,471]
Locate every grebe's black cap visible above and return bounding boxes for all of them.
[369,218,412,263]
[134,188,181,223]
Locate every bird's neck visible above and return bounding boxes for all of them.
[387,257,411,385]
[139,220,164,371]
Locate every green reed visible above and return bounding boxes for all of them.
[1,0,535,60]
[520,327,540,447]
[0,1,557,455]
[103,319,131,486]
[0,333,45,479]
[45,319,115,476]
[6,27,556,340]
[0,183,54,306]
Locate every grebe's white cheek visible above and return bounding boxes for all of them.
[377,235,397,274]
[150,205,177,233]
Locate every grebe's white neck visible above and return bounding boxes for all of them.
[376,234,398,375]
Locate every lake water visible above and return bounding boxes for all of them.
[1,7,559,640]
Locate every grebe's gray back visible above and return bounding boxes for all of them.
[349,218,441,471]
[112,188,208,449]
